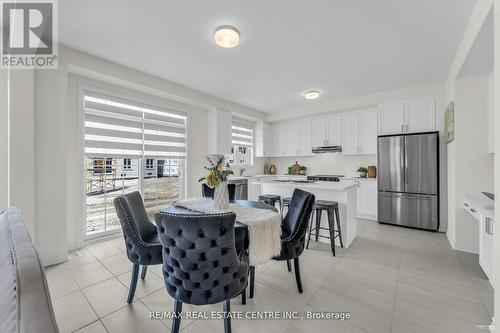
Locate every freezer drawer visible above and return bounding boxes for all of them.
[378,192,438,230]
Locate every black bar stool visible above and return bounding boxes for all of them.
[306,200,343,256]
[258,194,282,212]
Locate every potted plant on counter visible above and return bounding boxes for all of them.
[357,166,368,178]
[199,154,233,209]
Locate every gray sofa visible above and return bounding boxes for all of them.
[0,208,59,333]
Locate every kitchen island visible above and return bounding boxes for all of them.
[249,179,358,248]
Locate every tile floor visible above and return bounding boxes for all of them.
[46,220,494,333]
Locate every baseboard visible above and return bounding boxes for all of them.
[446,230,456,249]
[357,214,377,221]
[41,252,69,267]
[453,242,479,254]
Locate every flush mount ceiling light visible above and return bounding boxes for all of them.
[214,25,240,48]
[304,90,320,100]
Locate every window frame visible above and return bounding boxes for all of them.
[77,83,191,242]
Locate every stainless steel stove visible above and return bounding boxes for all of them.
[306,175,344,182]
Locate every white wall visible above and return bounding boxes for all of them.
[0,70,8,209]
[8,70,36,238]
[451,75,494,252]
[493,0,500,327]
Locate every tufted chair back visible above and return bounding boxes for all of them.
[201,183,236,200]
[276,189,315,260]
[155,211,249,305]
[114,191,162,265]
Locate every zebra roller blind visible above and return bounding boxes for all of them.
[231,118,253,147]
[83,91,187,158]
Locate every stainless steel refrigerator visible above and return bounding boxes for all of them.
[377,132,439,231]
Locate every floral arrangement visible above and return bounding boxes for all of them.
[199,154,234,188]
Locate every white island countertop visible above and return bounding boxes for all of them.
[250,180,357,191]
[248,179,358,249]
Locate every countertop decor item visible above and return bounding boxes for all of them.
[199,154,233,209]
[299,165,307,175]
[357,166,368,178]
[368,165,377,178]
[290,161,301,175]
[264,161,270,175]
[269,164,277,175]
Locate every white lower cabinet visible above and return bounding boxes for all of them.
[340,179,378,220]
[463,195,494,283]
[479,215,494,282]
[357,180,378,220]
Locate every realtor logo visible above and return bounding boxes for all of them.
[1,0,58,68]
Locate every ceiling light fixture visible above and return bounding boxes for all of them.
[214,25,240,48]
[304,90,320,100]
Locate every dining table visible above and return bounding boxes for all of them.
[161,199,279,264]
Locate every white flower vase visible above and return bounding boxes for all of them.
[213,182,229,210]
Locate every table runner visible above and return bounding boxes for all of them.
[174,198,282,265]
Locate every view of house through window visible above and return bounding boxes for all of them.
[85,157,182,236]
[82,90,187,238]
[230,119,254,166]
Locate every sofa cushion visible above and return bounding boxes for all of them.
[0,208,59,333]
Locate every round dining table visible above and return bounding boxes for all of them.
[161,199,278,253]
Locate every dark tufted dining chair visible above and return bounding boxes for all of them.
[114,191,163,303]
[249,189,315,296]
[155,211,249,333]
[202,183,236,200]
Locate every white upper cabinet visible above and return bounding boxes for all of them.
[312,114,341,147]
[341,112,359,154]
[311,117,328,147]
[378,102,405,135]
[254,121,273,157]
[358,108,378,154]
[342,108,377,155]
[298,119,313,156]
[378,96,436,135]
[405,97,436,133]
[327,114,342,146]
[285,120,299,156]
[272,122,286,157]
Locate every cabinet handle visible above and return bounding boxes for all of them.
[406,124,409,132]
[464,203,469,207]
[470,208,477,213]
[486,218,493,235]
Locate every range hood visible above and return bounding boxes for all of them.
[312,145,342,153]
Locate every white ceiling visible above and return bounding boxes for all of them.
[60,0,475,113]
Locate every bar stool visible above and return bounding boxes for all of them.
[258,194,282,212]
[306,200,343,256]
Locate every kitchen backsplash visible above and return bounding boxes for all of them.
[264,154,377,177]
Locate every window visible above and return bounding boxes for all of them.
[83,90,187,237]
[231,118,254,166]
[123,158,132,170]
